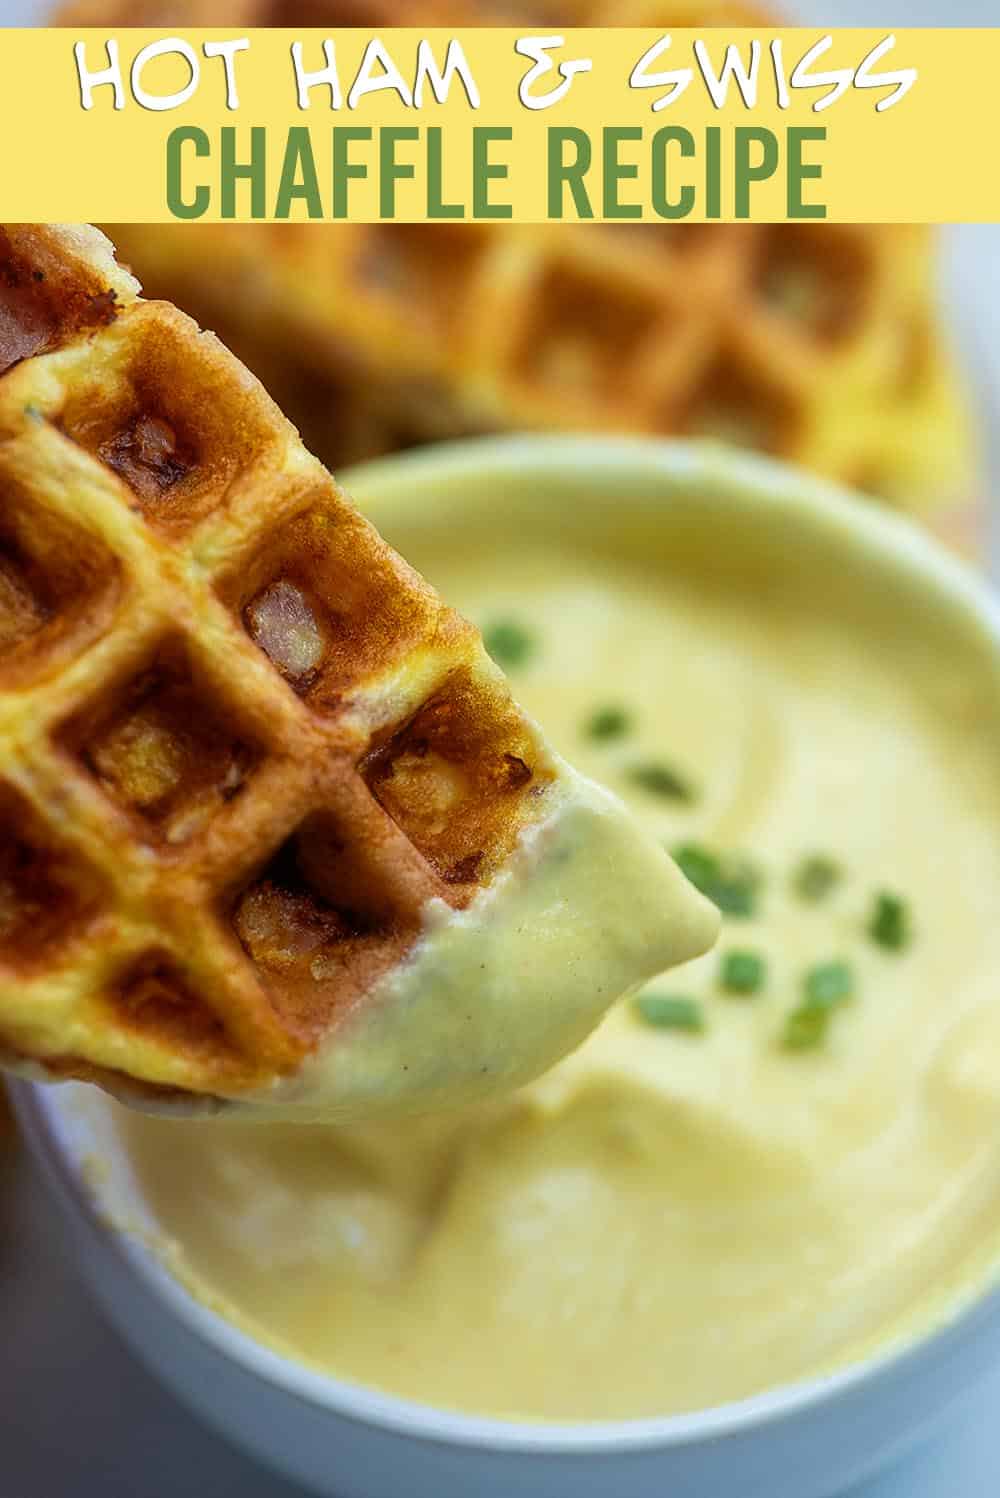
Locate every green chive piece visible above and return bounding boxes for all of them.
[782,960,855,1053]
[782,1004,831,1051]
[634,994,705,1033]
[793,855,841,903]
[673,842,719,894]
[803,960,854,1010]
[628,762,695,802]
[869,891,909,951]
[673,842,759,919]
[720,949,766,996]
[482,619,535,670]
[713,858,760,917]
[585,705,631,742]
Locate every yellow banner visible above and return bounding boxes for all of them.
[3,28,997,221]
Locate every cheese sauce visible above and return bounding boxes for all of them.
[105,482,1000,1420]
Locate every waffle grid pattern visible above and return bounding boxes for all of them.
[103,215,966,509]
[56,0,971,511]
[0,227,553,1104]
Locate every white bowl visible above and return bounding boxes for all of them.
[14,436,1000,1498]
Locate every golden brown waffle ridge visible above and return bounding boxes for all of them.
[56,0,974,524]
[103,219,972,517]
[0,225,563,1108]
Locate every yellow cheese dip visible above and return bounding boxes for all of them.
[102,450,1000,1421]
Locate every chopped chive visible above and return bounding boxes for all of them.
[793,855,841,903]
[634,994,705,1033]
[782,1003,831,1051]
[713,858,761,917]
[482,619,535,670]
[673,842,760,919]
[803,960,854,1009]
[585,705,631,742]
[782,960,854,1053]
[719,949,766,996]
[868,891,909,951]
[628,761,696,802]
[672,842,719,894]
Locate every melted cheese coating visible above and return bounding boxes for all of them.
[244,767,717,1120]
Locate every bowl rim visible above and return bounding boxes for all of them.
[18,433,1000,1455]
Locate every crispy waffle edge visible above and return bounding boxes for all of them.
[0,224,561,1107]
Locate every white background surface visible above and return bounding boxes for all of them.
[3,2,1000,1495]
